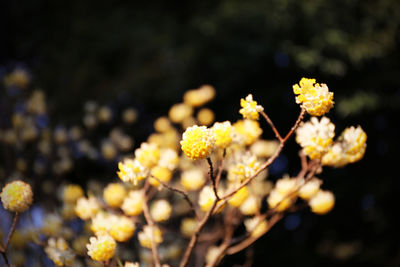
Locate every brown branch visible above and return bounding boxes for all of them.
[179,200,218,267]
[0,212,19,267]
[222,108,305,201]
[150,175,198,219]
[142,182,161,267]
[260,110,283,142]
[215,149,226,188]
[207,157,220,200]
[227,213,284,255]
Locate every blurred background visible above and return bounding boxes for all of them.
[1,0,400,266]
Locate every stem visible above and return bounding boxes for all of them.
[207,158,220,200]
[0,212,19,267]
[215,149,226,188]
[179,200,218,267]
[142,182,161,267]
[260,110,283,142]
[150,175,198,219]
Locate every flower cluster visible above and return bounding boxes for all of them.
[0,180,33,212]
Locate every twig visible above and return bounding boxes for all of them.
[179,200,218,267]
[260,110,283,142]
[150,175,198,219]
[207,158,220,200]
[215,149,226,188]
[0,212,19,267]
[142,182,161,267]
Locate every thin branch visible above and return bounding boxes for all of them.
[179,200,218,267]
[260,110,283,142]
[142,182,161,267]
[150,175,198,219]
[1,253,10,267]
[207,157,220,200]
[215,149,226,188]
[3,212,19,251]
[282,108,306,142]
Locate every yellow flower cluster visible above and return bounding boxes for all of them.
[91,213,136,242]
[239,94,264,120]
[103,183,127,208]
[62,184,84,204]
[229,153,261,182]
[44,237,75,266]
[308,190,335,214]
[296,117,335,159]
[244,216,268,238]
[233,119,263,146]
[293,78,334,116]
[150,199,172,222]
[135,142,160,169]
[87,233,116,261]
[121,190,144,216]
[1,180,33,212]
[212,121,233,149]
[75,196,100,220]
[180,125,215,160]
[138,225,163,248]
[180,218,198,237]
[322,126,367,167]
[183,85,216,107]
[180,169,205,191]
[117,158,148,185]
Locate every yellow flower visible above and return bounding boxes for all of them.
[135,142,160,169]
[41,214,63,236]
[212,121,233,149]
[150,200,172,222]
[45,237,75,266]
[250,140,280,158]
[87,233,116,261]
[180,218,198,237]
[227,186,250,207]
[197,108,215,126]
[322,125,367,167]
[205,246,220,265]
[198,186,224,212]
[180,125,215,160]
[244,216,268,238]
[275,177,298,196]
[296,117,335,159]
[103,183,127,208]
[121,190,144,216]
[267,189,292,212]
[239,195,260,215]
[122,108,138,124]
[117,158,148,185]
[154,117,173,133]
[239,94,264,120]
[183,85,216,107]
[138,225,163,249]
[108,215,136,242]
[233,120,263,146]
[1,180,33,212]
[293,78,334,116]
[169,103,193,123]
[158,148,179,171]
[229,153,260,182]
[75,196,100,220]
[180,169,205,191]
[309,190,335,215]
[62,184,84,204]
[149,166,172,187]
[298,178,322,200]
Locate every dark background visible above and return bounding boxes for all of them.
[1,0,400,266]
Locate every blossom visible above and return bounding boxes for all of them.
[309,190,335,215]
[150,199,172,222]
[298,178,322,200]
[239,94,264,120]
[117,158,148,185]
[275,177,298,196]
[62,184,84,204]
[45,237,75,266]
[138,225,163,249]
[180,169,205,191]
[293,78,334,116]
[227,186,250,207]
[108,215,136,242]
[1,180,33,212]
[158,148,179,170]
[180,218,198,237]
[75,196,100,220]
[296,117,335,159]
[180,125,215,160]
[121,190,144,216]
[149,166,172,187]
[229,153,261,182]
[239,195,260,215]
[322,125,367,167]
[198,186,224,212]
[103,183,127,208]
[244,216,268,238]
[183,85,216,107]
[233,119,263,146]
[197,108,215,126]
[169,103,193,123]
[87,233,116,261]
[212,121,233,149]
[267,189,292,212]
[135,142,160,169]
